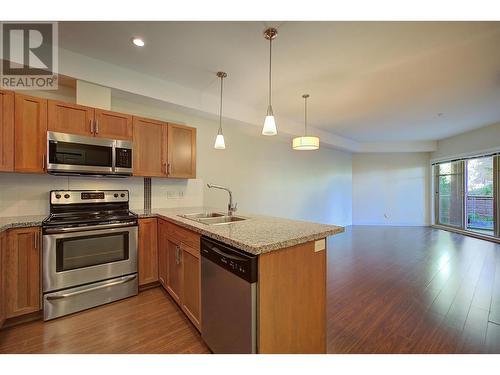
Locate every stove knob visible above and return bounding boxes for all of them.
[55,194,61,199]
[64,194,70,199]
[114,193,119,198]
[120,193,125,198]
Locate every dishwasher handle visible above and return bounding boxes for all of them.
[204,244,248,262]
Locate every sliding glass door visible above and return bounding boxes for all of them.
[435,161,464,228]
[465,156,494,235]
[434,155,499,238]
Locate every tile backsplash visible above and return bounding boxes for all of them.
[0,173,203,217]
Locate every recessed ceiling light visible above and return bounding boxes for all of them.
[131,37,145,47]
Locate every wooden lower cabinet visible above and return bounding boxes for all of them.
[158,220,169,289]
[3,227,41,319]
[0,231,6,327]
[157,219,201,330]
[166,238,183,305]
[181,245,201,329]
[138,218,158,286]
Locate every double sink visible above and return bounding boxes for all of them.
[178,212,248,226]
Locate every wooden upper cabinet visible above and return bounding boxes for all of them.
[167,123,196,178]
[138,218,159,286]
[0,90,14,172]
[95,109,132,140]
[48,100,95,136]
[4,227,41,318]
[133,116,167,177]
[14,93,47,173]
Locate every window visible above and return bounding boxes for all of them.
[435,161,464,228]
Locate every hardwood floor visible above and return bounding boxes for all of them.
[0,288,209,354]
[1,225,500,354]
[327,226,500,353]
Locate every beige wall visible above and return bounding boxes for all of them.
[0,90,352,226]
[352,152,431,226]
[432,121,500,161]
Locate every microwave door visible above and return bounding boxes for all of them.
[47,132,114,175]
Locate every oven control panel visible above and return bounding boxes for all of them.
[51,190,129,204]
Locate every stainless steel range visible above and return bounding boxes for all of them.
[42,190,138,321]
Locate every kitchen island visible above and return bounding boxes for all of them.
[0,208,343,354]
[135,207,344,354]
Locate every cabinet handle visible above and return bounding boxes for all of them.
[34,232,37,249]
[163,162,167,175]
[90,119,94,134]
[167,163,171,176]
[95,119,99,135]
[42,154,46,171]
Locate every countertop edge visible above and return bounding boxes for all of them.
[137,212,344,255]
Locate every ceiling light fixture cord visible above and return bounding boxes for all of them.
[268,36,272,108]
[304,95,308,135]
[219,73,224,135]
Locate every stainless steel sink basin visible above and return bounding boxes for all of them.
[179,212,225,219]
[197,216,248,225]
[178,212,248,225]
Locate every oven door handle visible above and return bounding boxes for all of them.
[44,221,137,234]
[46,274,137,300]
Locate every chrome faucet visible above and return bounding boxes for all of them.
[207,184,237,216]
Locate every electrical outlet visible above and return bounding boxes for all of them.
[167,191,177,199]
[179,191,184,198]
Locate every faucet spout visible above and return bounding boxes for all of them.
[207,183,237,216]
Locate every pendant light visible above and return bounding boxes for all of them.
[262,27,278,136]
[214,71,227,149]
[292,94,320,150]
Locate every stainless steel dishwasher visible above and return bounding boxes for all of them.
[201,236,258,354]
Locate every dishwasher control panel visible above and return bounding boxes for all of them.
[201,237,257,283]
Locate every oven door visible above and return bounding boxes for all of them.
[47,131,114,175]
[43,222,138,292]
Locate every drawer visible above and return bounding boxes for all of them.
[167,221,200,252]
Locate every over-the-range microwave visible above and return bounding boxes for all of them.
[47,131,133,177]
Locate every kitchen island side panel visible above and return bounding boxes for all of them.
[258,239,327,354]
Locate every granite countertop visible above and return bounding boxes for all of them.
[0,215,47,233]
[0,208,344,255]
[132,207,344,255]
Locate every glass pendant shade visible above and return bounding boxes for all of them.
[262,106,277,136]
[214,133,226,149]
[292,136,320,150]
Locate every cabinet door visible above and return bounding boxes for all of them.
[167,123,196,178]
[181,244,201,330]
[132,116,167,177]
[138,218,158,286]
[0,90,14,172]
[4,227,41,318]
[95,109,132,140]
[0,232,6,327]
[14,94,47,173]
[166,239,183,305]
[47,100,95,136]
[158,220,169,289]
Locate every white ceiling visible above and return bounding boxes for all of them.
[59,21,500,145]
